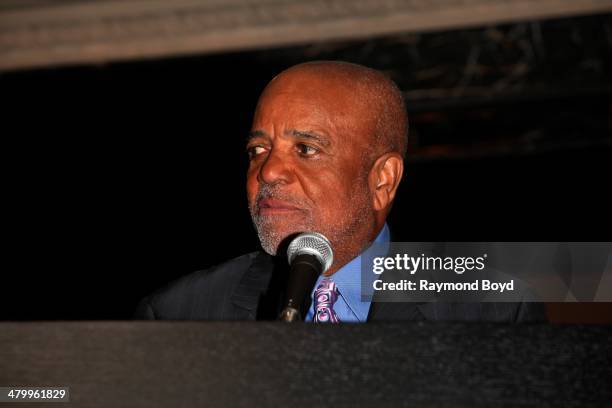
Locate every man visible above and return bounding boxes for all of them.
[135,61,545,322]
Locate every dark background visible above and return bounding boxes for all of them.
[2,14,611,320]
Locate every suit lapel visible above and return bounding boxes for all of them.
[229,251,276,320]
[367,265,429,321]
[367,300,428,321]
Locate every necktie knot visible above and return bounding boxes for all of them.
[314,279,340,323]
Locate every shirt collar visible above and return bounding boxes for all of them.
[316,223,390,322]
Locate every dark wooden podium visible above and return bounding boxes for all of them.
[1,322,610,407]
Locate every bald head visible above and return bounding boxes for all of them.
[263,61,408,161]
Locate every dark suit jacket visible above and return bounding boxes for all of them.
[134,251,546,322]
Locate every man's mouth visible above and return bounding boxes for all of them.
[258,198,303,215]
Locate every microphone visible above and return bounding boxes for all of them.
[278,232,334,322]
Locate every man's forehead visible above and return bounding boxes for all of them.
[264,68,359,101]
[254,93,337,129]
[250,104,344,148]
[254,72,373,134]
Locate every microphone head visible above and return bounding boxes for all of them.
[287,232,334,274]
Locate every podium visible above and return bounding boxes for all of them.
[1,322,610,407]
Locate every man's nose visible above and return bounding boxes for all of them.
[258,149,293,185]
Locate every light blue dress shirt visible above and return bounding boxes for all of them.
[305,223,390,323]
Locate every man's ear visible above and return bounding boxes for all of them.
[369,153,404,212]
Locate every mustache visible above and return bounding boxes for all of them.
[253,184,310,211]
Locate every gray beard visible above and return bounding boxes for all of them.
[250,216,298,256]
[249,180,373,258]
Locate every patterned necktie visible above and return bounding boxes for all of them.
[313,279,341,323]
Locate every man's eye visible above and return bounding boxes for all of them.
[297,144,318,156]
[247,146,266,159]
